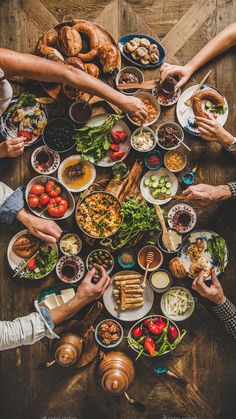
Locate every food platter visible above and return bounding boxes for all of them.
[103,271,154,322]
[35,20,121,103]
[140,167,178,205]
[0,95,47,146]
[176,84,228,136]
[7,229,58,279]
[178,230,228,279]
[118,33,165,69]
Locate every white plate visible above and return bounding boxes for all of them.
[7,229,58,278]
[167,203,197,233]
[103,270,154,322]
[85,114,131,167]
[176,84,228,136]
[140,167,178,205]
[178,230,228,279]
[31,146,60,175]
[161,286,195,321]
[58,155,96,192]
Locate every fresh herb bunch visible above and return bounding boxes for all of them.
[74,114,123,164]
[24,245,58,279]
[111,198,161,250]
[9,92,37,112]
[207,236,226,272]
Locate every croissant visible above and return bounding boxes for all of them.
[98,42,120,73]
[58,26,82,56]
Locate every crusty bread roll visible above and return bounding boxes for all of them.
[84,63,99,78]
[12,234,40,259]
[65,57,85,71]
[58,26,82,56]
[98,42,120,73]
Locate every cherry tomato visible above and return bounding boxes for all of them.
[28,195,39,208]
[18,130,32,141]
[45,180,61,198]
[47,196,68,217]
[30,184,45,196]
[39,193,50,205]
[27,258,37,270]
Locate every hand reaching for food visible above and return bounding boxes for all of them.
[160,63,193,90]
[75,267,111,305]
[123,96,148,123]
[0,137,26,158]
[192,268,225,305]
[182,183,232,205]
[196,113,234,146]
[16,209,62,243]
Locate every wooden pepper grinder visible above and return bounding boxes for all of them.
[98,351,135,396]
[53,333,84,367]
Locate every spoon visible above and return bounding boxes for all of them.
[142,251,154,288]
[165,127,191,152]
[153,364,187,385]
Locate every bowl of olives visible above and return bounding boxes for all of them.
[86,249,114,277]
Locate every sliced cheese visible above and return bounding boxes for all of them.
[61,288,75,303]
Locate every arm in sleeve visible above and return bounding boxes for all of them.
[227,182,236,199]
[211,297,236,339]
[0,182,25,224]
[0,309,57,351]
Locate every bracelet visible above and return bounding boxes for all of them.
[227,182,236,199]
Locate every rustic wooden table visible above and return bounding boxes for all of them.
[0,1,236,418]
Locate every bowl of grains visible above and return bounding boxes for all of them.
[95,319,123,348]
[126,92,161,127]
[118,248,136,269]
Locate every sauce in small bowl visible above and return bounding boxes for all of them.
[149,269,173,293]
[69,100,92,125]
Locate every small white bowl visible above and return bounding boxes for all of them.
[86,249,114,277]
[126,92,161,127]
[164,150,187,173]
[59,233,82,256]
[131,126,156,153]
[116,66,144,95]
[161,286,195,321]
[156,122,184,151]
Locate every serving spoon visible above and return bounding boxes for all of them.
[155,205,175,251]
[142,251,154,288]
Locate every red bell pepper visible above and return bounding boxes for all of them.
[148,322,165,335]
[144,337,155,356]
[132,326,143,339]
[109,151,125,161]
[168,326,178,342]
[143,318,151,326]
[110,143,120,152]
[111,130,128,144]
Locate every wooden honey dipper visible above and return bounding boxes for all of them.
[142,251,154,288]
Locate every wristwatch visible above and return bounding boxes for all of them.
[226,137,236,152]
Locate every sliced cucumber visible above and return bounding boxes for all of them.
[161,187,167,193]
[166,181,171,188]
[152,181,159,188]
[144,178,150,186]
[165,189,172,195]
[151,175,157,181]
[205,100,212,109]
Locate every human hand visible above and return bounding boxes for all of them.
[123,96,148,123]
[17,209,62,243]
[0,137,26,158]
[182,183,231,205]
[75,267,110,305]
[160,63,193,90]
[192,268,225,305]
[196,113,234,146]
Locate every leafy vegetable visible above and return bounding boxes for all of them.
[23,245,58,279]
[204,101,226,115]
[74,114,123,164]
[9,93,37,112]
[207,236,226,272]
[111,198,160,250]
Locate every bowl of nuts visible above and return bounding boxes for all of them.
[95,319,123,348]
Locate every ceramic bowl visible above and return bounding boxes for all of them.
[149,269,173,294]
[43,118,75,153]
[59,233,82,256]
[161,286,196,321]
[95,319,124,349]
[157,229,183,255]
[131,126,156,153]
[127,92,161,127]
[164,150,187,173]
[115,66,144,95]
[156,122,184,151]
[86,249,114,277]
[144,150,163,170]
[137,245,163,272]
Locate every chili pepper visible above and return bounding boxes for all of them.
[132,326,143,339]
[147,155,160,168]
[144,337,155,356]
[168,326,179,343]
[110,143,120,152]
[18,130,32,140]
[111,130,128,143]
[170,329,186,348]
[109,151,126,161]
[148,322,165,335]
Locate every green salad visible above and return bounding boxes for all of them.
[23,245,58,279]
[204,100,227,115]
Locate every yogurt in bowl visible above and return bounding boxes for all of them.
[131,126,156,152]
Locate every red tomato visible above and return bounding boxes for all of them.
[47,196,68,217]
[28,195,39,208]
[18,130,32,141]
[28,258,37,270]
[39,193,50,205]
[30,184,45,196]
[45,181,61,198]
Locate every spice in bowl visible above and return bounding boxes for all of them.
[87,249,114,276]
[59,233,82,256]
[118,249,136,269]
[96,320,123,347]
[150,269,172,293]
[138,245,163,271]
[132,127,155,152]
[157,123,183,150]
[164,150,187,172]
[145,150,162,170]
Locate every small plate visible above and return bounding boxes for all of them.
[118,33,165,69]
[176,84,228,136]
[56,255,85,284]
[103,270,154,322]
[85,114,131,167]
[7,229,58,279]
[168,203,197,233]
[152,85,181,107]
[58,155,96,192]
[161,286,195,321]
[31,146,60,175]
[140,167,178,205]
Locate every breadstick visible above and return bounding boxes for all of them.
[126,294,143,299]
[120,282,126,311]
[125,297,144,303]
[125,285,143,290]
[114,274,141,281]
[121,302,144,310]
[115,279,140,286]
